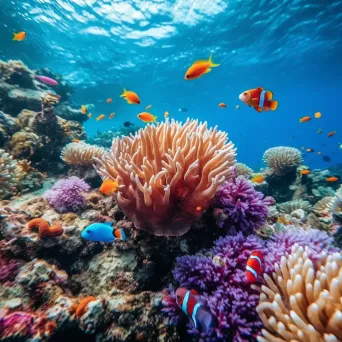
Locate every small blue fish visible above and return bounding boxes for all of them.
[179,108,188,112]
[81,222,126,242]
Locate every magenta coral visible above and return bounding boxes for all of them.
[214,176,274,235]
[44,176,90,213]
[0,254,23,283]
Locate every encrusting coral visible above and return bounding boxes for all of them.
[61,141,107,166]
[95,118,236,236]
[255,244,342,342]
[27,218,64,238]
[263,146,303,176]
[277,199,312,214]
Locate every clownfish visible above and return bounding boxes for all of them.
[239,87,278,113]
[175,288,214,333]
[246,251,263,283]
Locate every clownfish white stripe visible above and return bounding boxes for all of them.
[246,265,258,279]
[259,90,266,107]
[250,255,262,267]
[182,290,190,318]
[192,302,201,328]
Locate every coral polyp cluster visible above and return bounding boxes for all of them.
[95,118,236,236]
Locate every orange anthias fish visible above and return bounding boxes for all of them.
[137,112,157,123]
[81,105,87,114]
[300,169,311,175]
[72,139,80,143]
[96,114,105,121]
[246,251,263,283]
[99,179,119,196]
[184,54,219,80]
[146,105,152,110]
[13,31,26,41]
[106,98,112,104]
[164,111,169,118]
[120,89,140,104]
[239,87,278,113]
[109,113,115,119]
[328,131,336,138]
[300,116,311,123]
[314,112,322,119]
[326,177,339,182]
[251,174,264,183]
[218,103,227,108]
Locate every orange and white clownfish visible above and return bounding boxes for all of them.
[175,288,214,333]
[246,251,263,283]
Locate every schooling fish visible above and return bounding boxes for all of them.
[300,116,311,123]
[99,179,119,196]
[35,75,59,86]
[306,148,314,152]
[81,222,126,242]
[146,105,152,110]
[96,114,105,121]
[109,113,115,119]
[106,98,112,104]
[164,111,169,118]
[246,251,263,283]
[179,108,188,112]
[239,87,278,113]
[120,88,140,104]
[218,103,227,108]
[175,288,214,333]
[137,112,157,123]
[326,176,339,182]
[123,121,134,127]
[184,54,219,80]
[81,105,87,114]
[328,131,336,138]
[13,31,26,41]
[317,128,323,134]
[300,169,311,175]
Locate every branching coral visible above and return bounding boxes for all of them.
[263,147,303,175]
[95,119,236,236]
[255,244,342,342]
[235,162,253,177]
[214,176,274,235]
[0,149,22,199]
[61,142,107,166]
[277,199,312,214]
[44,176,90,213]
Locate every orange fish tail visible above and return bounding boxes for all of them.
[270,100,278,111]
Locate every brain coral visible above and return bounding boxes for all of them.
[95,119,236,236]
[263,146,303,175]
[61,142,107,166]
[0,149,22,199]
[255,244,342,342]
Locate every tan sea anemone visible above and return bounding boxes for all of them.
[94,119,236,236]
[235,162,253,177]
[277,199,312,214]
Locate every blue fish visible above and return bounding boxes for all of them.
[81,222,126,242]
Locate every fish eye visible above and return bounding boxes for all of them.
[176,295,181,299]
[244,92,247,95]
[86,230,91,234]
[186,75,190,78]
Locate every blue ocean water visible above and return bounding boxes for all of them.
[1,0,342,170]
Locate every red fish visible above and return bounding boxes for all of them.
[239,87,278,113]
[246,251,263,283]
[175,288,214,333]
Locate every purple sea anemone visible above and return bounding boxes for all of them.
[44,176,90,213]
[214,176,274,235]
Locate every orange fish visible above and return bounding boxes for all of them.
[106,98,112,104]
[251,174,264,183]
[218,103,227,108]
[109,113,115,119]
[99,179,119,196]
[81,105,87,114]
[137,112,157,123]
[300,116,311,123]
[306,148,314,152]
[13,31,26,41]
[164,111,169,118]
[96,114,105,121]
[326,177,339,182]
[184,54,219,80]
[300,169,311,175]
[72,139,80,143]
[120,89,140,104]
[314,112,322,119]
[328,131,336,138]
[114,228,126,241]
[239,87,278,113]
[246,251,263,283]
[146,105,152,110]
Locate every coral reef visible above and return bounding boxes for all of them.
[255,244,342,341]
[95,119,236,236]
[277,199,312,214]
[0,111,19,145]
[44,176,90,213]
[235,162,254,177]
[27,218,64,238]
[214,176,274,235]
[263,146,303,175]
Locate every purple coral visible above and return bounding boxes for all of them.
[168,233,266,341]
[0,255,23,283]
[44,176,90,213]
[214,176,274,235]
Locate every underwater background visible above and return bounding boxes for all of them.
[1,1,342,342]
[1,0,342,169]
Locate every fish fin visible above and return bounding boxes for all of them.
[270,100,278,110]
[191,289,199,295]
[12,34,17,41]
[193,59,208,64]
[251,98,259,105]
[120,88,127,97]
[257,87,264,91]
[264,106,269,111]
[254,106,262,113]
[203,68,212,74]
[127,99,134,104]
[266,91,273,100]
[103,221,114,226]
[154,116,158,122]
[197,307,215,333]
[208,54,220,67]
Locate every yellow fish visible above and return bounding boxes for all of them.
[96,114,105,121]
[88,113,92,118]
[81,105,87,114]
[164,111,169,118]
[99,179,119,196]
[251,174,264,183]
